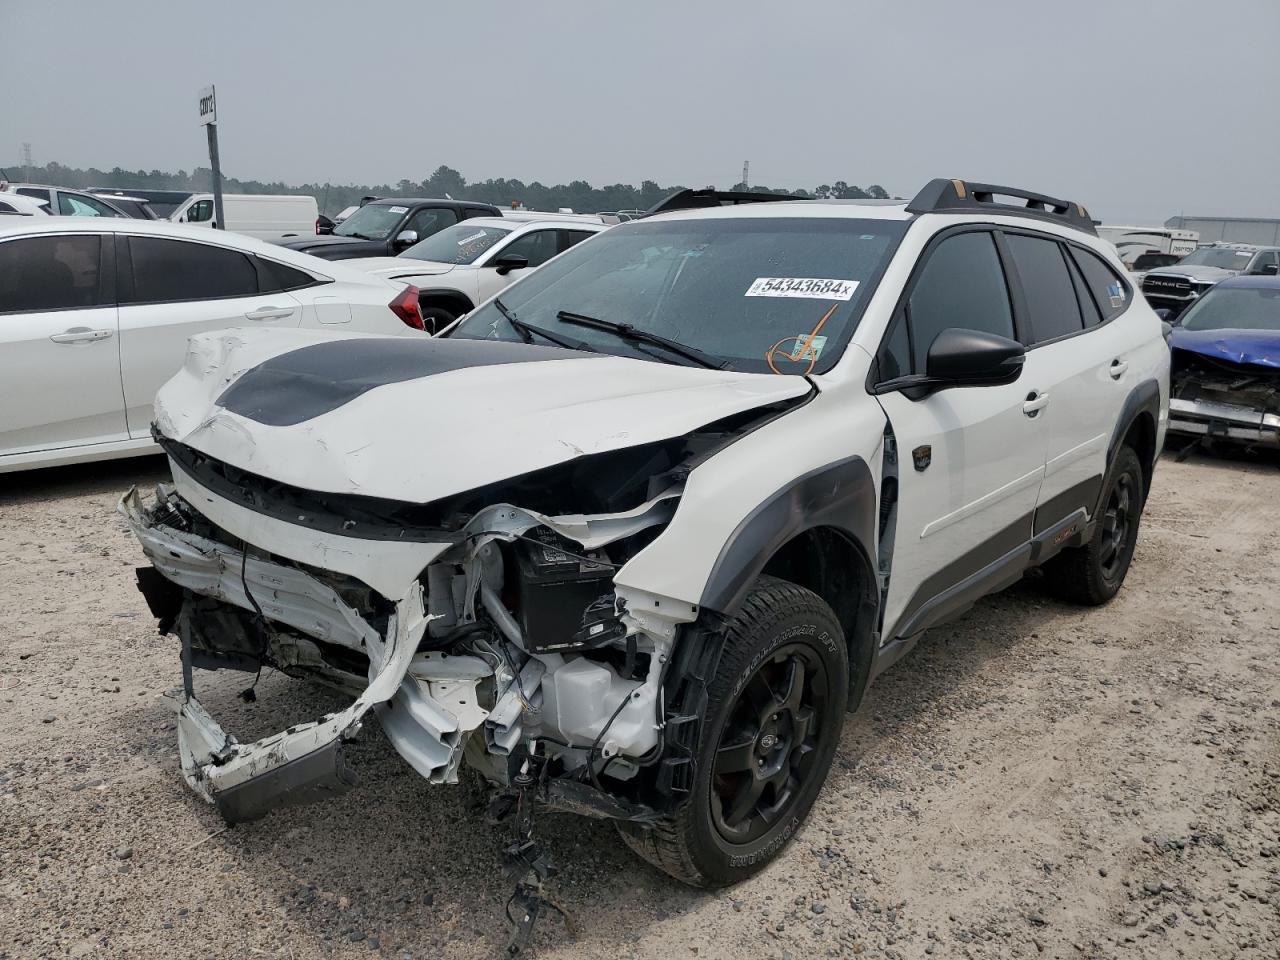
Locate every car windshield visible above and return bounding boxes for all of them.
[400,223,513,264]
[333,204,405,240]
[1179,286,1280,332]
[1177,248,1257,269]
[449,216,906,374]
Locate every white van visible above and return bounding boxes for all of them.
[170,194,319,239]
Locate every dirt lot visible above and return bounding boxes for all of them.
[1,449,1278,960]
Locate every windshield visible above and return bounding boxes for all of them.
[449,217,906,374]
[1179,286,1280,332]
[1177,248,1257,270]
[334,204,406,240]
[400,223,513,264]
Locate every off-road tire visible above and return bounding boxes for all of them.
[618,576,848,887]
[1042,445,1145,605]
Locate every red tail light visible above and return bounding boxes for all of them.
[389,285,424,330]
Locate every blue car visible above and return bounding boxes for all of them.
[1168,275,1280,448]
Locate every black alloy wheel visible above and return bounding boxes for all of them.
[710,644,829,845]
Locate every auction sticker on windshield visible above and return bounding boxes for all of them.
[387,206,409,214]
[745,277,859,300]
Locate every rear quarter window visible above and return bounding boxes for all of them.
[1070,247,1131,321]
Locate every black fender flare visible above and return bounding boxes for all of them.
[1094,377,1161,520]
[698,456,880,706]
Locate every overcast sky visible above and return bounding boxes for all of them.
[3,0,1278,224]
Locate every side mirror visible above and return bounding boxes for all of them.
[316,215,334,235]
[874,328,1024,398]
[393,230,418,249]
[493,253,529,276]
[1153,307,1175,322]
[924,328,1025,387]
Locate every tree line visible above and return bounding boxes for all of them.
[4,160,892,217]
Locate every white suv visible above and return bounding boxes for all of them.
[124,180,1168,904]
[341,213,608,331]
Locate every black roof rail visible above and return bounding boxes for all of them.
[645,188,806,216]
[906,178,1097,236]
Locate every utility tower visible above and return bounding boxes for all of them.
[741,160,749,188]
[21,143,32,181]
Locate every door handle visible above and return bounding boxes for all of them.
[50,327,114,344]
[244,306,295,321]
[1022,391,1050,417]
[1109,359,1128,380]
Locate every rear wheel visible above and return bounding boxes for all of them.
[618,576,847,887]
[1042,445,1145,605]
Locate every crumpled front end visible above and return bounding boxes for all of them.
[1169,347,1280,448]
[121,441,702,824]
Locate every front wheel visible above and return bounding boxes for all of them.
[618,576,848,887]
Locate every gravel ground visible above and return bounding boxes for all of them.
[1,449,1278,960]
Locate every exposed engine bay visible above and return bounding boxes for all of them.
[1169,348,1280,448]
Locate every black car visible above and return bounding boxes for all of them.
[271,198,501,260]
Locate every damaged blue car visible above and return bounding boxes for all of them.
[1167,276,1280,449]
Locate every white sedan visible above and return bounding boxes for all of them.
[0,218,425,473]
[343,214,608,331]
[0,192,52,216]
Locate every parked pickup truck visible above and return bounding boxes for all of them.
[271,197,501,260]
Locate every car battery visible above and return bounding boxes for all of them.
[513,528,620,653]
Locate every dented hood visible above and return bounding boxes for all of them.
[154,328,810,503]
[1171,327,1280,369]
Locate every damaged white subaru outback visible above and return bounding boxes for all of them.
[125,181,1169,899]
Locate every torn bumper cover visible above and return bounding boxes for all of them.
[122,487,452,823]
[1168,396,1280,446]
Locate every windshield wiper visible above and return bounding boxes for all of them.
[494,299,597,352]
[555,310,726,369]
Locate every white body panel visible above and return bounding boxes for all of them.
[154,327,811,503]
[0,218,417,473]
[171,194,319,239]
[0,303,126,456]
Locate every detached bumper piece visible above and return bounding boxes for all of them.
[1168,397,1280,447]
[121,487,441,823]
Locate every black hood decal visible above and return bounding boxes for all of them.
[216,337,596,427]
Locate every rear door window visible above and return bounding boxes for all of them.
[125,237,259,304]
[0,235,105,313]
[1004,233,1084,344]
[1069,246,1130,322]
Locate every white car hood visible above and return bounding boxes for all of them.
[346,257,458,280]
[154,328,810,504]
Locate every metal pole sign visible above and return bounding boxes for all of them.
[198,85,225,230]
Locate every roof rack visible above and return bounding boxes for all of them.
[906,178,1097,236]
[645,188,806,216]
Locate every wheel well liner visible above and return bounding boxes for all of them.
[699,456,880,709]
[417,289,474,315]
[1100,378,1160,514]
